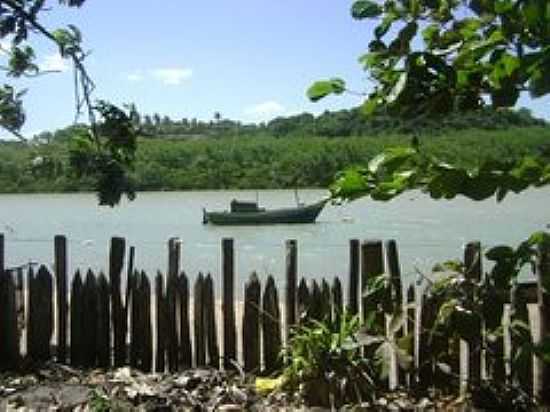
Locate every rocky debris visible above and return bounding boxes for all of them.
[1,363,472,411]
[0,364,261,411]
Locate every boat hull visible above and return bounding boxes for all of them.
[203,200,326,225]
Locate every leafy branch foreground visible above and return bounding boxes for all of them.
[331,142,550,203]
[1,0,138,206]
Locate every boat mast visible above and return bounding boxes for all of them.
[294,187,301,206]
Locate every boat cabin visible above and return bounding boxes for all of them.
[230,199,265,213]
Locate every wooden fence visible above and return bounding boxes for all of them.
[0,233,549,401]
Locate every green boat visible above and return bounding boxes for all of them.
[202,198,327,225]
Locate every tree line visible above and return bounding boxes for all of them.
[1,109,548,195]
[29,106,548,144]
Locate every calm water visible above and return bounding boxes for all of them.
[0,189,548,291]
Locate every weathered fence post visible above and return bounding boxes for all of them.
[348,239,360,315]
[0,234,19,371]
[97,272,110,368]
[130,271,153,372]
[129,271,138,369]
[83,270,98,368]
[309,280,322,321]
[222,238,237,370]
[386,239,405,388]
[0,233,4,275]
[54,235,68,364]
[15,268,24,340]
[28,265,53,362]
[321,278,332,322]
[537,240,550,403]
[167,238,181,372]
[418,290,437,394]
[243,272,261,373]
[263,276,282,374]
[204,273,220,368]
[194,273,206,367]
[406,285,416,390]
[285,239,298,342]
[179,271,192,369]
[166,273,178,372]
[0,270,19,371]
[128,246,135,280]
[361,240,385,331]
[125,245,135,342]
[155,272,166,372]
[510,282,535,396]
[297,278,309,323]
[464,241,482,388]
[332,277,343,327]
[70,271,84,367]
[141,272,153,372]
[110,237,126,367]
[27,267,36,358]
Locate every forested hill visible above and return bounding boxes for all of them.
[1,107,549,194]
[30,106,547,143]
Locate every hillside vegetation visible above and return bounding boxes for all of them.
[1,108,548,194]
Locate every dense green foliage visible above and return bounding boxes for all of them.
[1,120,548,194]
[311,0,550,116]
[309,0,550,204]
[282,314,378,407]
[91,105,546,139]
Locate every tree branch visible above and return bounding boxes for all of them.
[2,0,100,148]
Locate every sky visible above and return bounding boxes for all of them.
[1,0,549,137]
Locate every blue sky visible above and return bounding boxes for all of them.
[1,0,549,137]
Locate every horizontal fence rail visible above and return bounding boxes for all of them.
[0,233,548,402]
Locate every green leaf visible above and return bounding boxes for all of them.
[529,62,550,98]
[7,46,38,77]
[396,333,414,354]
[330,168,370,200]
[527,231,550,250]
[358,52,384,69]
[458,18,482,40]
[399,21,418,45]
[486,245,515,261]
[375,17,392,38]
[374,341,393,379]
[490,53,520,88]
[427,164,468,199]
[495,0,514,13]
[368,146,416,174]
[395,346,413,370]
[522,0,543,28]
[306,78,346,102]
[352,330,385,348]
[52,27,82,56]
[351,0,383,19]
[387,72,407,104]
[422,24,440,47]
[389,310,404,335]
[361,97,379,115]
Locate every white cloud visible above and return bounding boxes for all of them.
[244,101,286,118]
[126,71,144,82]
[151,67,193,85]
[40,53,70,72]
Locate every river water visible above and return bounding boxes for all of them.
[0,189,548,291]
